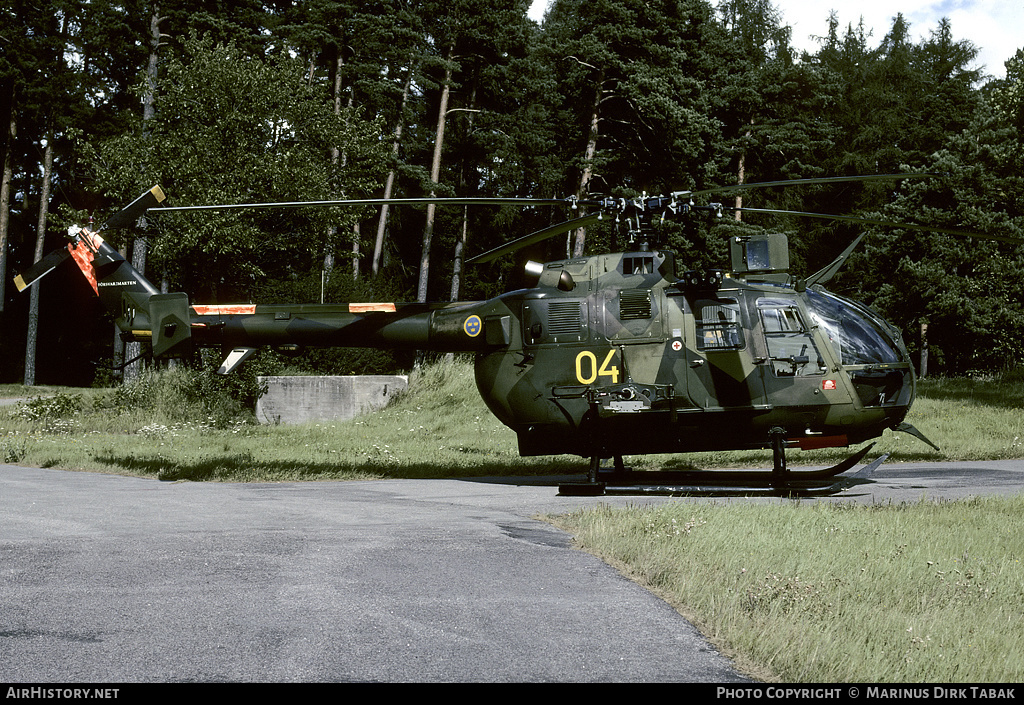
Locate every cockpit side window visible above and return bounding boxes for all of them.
[761,305,803,334]
[757,298,825,377]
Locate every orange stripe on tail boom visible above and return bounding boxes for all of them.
[191,304,258,316]
[348,303,397,313]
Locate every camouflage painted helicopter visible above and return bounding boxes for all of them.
[16,176,1014,493]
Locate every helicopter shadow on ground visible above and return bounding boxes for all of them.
[459,456,886,498]
[90,450,883,498]
[593,472,878,498]
[89,451,585,483]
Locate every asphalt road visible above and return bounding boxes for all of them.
[2,458,1023,683]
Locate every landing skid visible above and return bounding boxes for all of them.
[558,443,885,497]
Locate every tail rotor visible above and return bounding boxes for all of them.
[13,186,166,292]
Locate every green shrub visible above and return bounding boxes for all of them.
[107,365,252,428]
[2,437,26,463]
[14,392,84,421]
[13,393,85,433]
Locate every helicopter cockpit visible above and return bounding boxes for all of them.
[805,288,913,408]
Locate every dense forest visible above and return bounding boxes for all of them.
[1,0,1022,386]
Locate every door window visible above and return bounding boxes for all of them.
[757,298,825,376]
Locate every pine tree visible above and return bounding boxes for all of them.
[91,36,388,303]
[540,0,722,258]
[850,50,1024,373]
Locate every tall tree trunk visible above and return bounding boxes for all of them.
[734,120,752,221]
[143,5,162,123]
[0,99,15,313]
[323,50,344,283]
[734,151,745,221]
[24,136,53,387]
[450,206,468,302]
[112,246,125,380]
[449,84,478,304]
[122,4,164,382]
[571,72,603,258]
[372,65,415,277]
[351,222,360,281]
[325,50,363,284]
[122,232,147,381]
[417,51,454,304]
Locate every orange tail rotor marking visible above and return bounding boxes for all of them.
[68,231,102,295]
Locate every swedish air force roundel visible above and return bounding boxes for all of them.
[464,314,482,337]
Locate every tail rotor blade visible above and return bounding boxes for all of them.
[13,186,166,291]
[13,247,73,292]
[99,186,166,231]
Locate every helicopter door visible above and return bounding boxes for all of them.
[755,297,828,405]
[678,295,768,410]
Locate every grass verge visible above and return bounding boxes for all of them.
[0,361,583,479]
[548,496,1024,683]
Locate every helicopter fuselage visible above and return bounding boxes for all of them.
[471,249,915,459]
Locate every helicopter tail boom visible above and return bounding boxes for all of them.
[17,236,511,373]
[188,301,506,359]
[106,291,511,371]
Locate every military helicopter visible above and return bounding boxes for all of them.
[15,175,1016,494]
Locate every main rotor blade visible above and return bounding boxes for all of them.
[100,186,166,231]
[148,175,936,216]
[467,213,603,264]
[682,173,937,200]
[733,207,1024,245]
[154,196,572,214]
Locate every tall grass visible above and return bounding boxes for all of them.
[1,361,1022,478]
[0,359,580,479]
[549,497,1024,682]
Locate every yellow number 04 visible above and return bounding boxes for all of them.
[575,349,620,385]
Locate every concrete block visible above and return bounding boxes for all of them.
[255,375,408,424]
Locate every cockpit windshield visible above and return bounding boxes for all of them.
[805,288,906,365]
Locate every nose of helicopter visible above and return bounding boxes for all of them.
[802,287,921,441]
